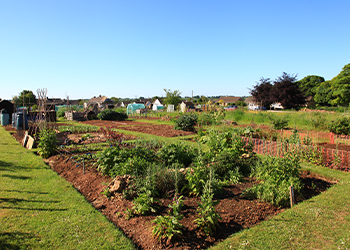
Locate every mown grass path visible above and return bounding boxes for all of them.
[0,127,135,249]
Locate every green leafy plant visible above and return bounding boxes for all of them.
[152,194,184,244]
[328,117,350,135]
[58,125,99,133]
[269,115,290,130]
[37,128,58,158]
[101,187,111,198]
[194,169,221,236]
[132,189,158,215]
[81,133,94,141]
[157,143,197,167]
[183,161,208,196]
[243,151,303,206]
[174,114,198,131]
[228,167,243,184]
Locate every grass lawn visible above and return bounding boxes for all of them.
[0,126,135,250]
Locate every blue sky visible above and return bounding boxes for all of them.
[1,0,349,100]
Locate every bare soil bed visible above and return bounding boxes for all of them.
[318,142,350,152]
[81,120,195,137]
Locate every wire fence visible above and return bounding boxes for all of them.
[242,136,350,171]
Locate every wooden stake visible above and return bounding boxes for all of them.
[290,185,295,207]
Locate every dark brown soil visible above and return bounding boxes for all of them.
[318,142,350,152]
[80,120,195,137]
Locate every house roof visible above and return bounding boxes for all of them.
[244,96,257,104]
[88,96,113,104]
[181,101,195,106]
[46,98,64,105]
[217,96,243,103]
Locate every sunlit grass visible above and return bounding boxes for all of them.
[0,127,135,249]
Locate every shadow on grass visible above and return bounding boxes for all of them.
[0,160,44,172]
[0,160,13,172]
[0,197,60,204]
[0,231,40,250]
[0,206,67,211]
[0,189,48,194]
[1,174,31,180]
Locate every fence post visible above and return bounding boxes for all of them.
[290,186,295,207]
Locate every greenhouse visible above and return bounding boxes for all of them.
[126,103,145,114]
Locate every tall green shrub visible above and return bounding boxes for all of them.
[328,117,350,135]
[97,109,128,121]
[37,128,58,158]
[243,151,302,206]
[174,114,198,131]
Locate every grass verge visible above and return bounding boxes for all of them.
[0,126,135,250]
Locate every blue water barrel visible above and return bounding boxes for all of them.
[1,109,9,126]
[16,112,28,130]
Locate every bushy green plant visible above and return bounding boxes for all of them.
[269,115,290,130]
[154,165,187,198]
[132,189,158,215]
[328,117,350,135]
[200,129,257,178]
[152,195,184,244]
[228,167,243,184]
[95,146,157,177]
[310,112,327,130]
[300,145,323,165]
[243,151,303,206]
[94,147,121,175]
[174,114,198,131]
[183,162,208,196]
[157,143,197,167]
[37,128,58,158]
[194,170,221,236]
[97,109,128,121]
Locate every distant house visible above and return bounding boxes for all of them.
[180,101,195,112]
[85,95,114,109]
[152,99,164,111]
[244,96,257,106]
[120,101,131,108]
[270,102,284,110]
[216,96,243,106]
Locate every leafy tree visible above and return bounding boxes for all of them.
[13,90,37,109]
[329,63,350,106]
[110,97,119,104]
[250,77,273,108]
[163,89,182,109]
[296,75,325,97]
[314,81,333,106]
[271,72,305,109]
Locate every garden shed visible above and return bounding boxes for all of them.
[0,100,14,124]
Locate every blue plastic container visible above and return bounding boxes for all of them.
[1,109,9,126]
[15,112,28,130]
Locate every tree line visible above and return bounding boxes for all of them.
[250,63,350,109]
